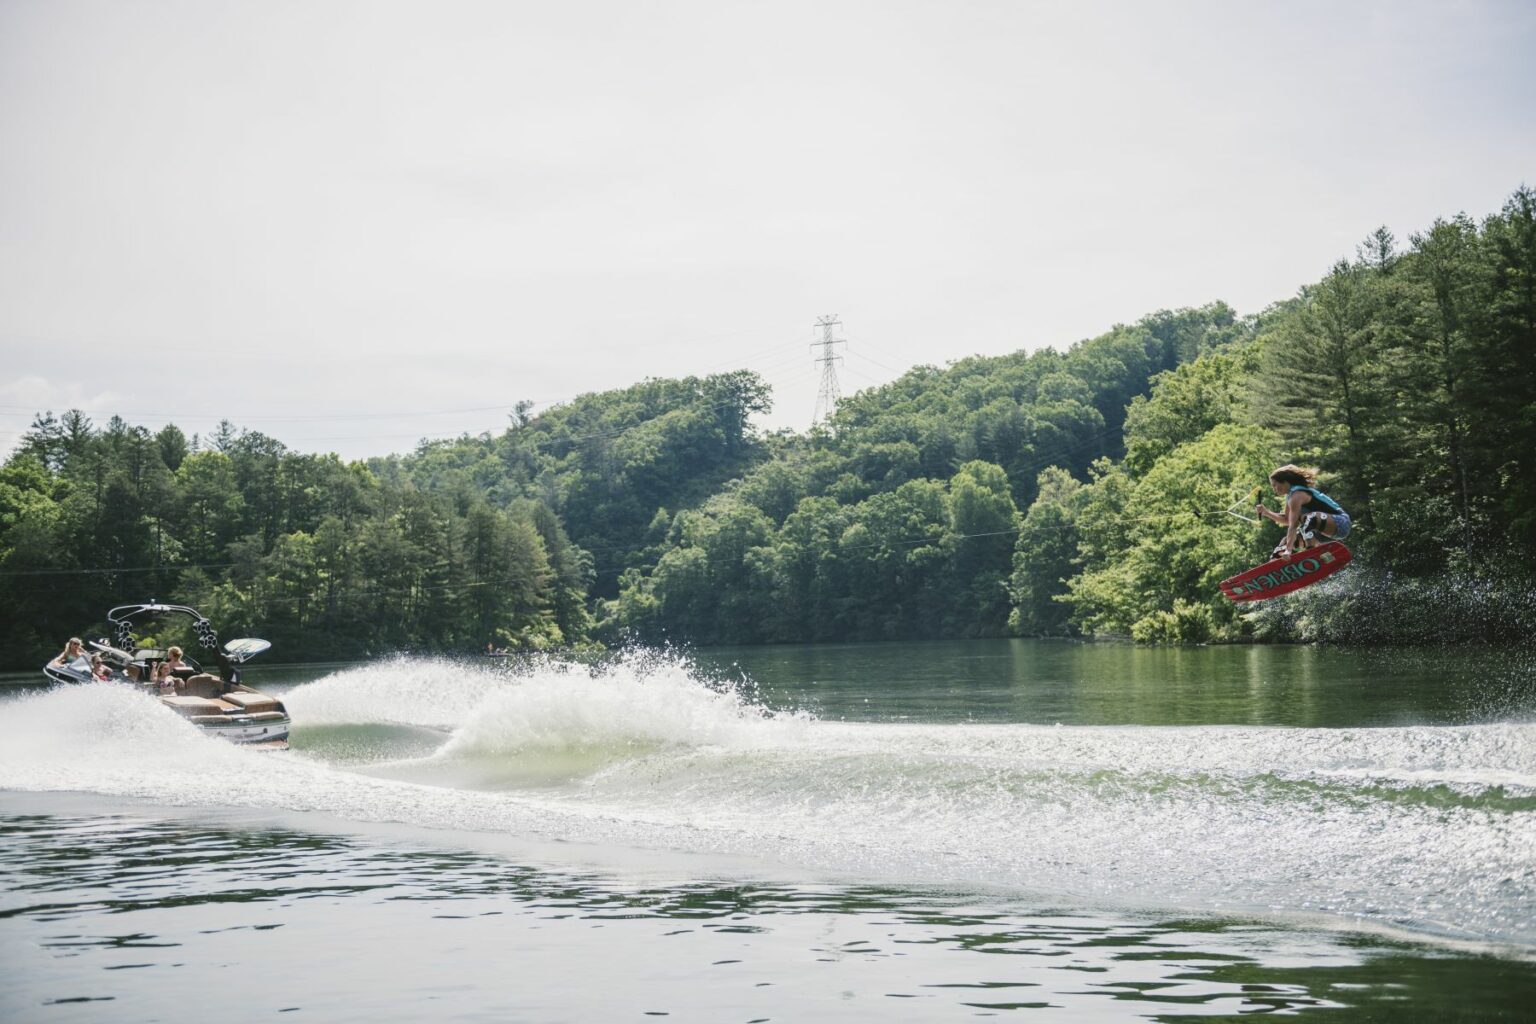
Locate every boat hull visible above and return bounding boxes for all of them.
[180,711,291,745]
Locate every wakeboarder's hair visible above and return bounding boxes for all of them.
[1268,464,1318,488]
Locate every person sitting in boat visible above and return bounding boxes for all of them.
[1257,464,1351,558]
[89,654,115,681]
[154,646,188,692]
[51,637,87,667]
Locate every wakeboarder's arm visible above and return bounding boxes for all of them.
[1281,491,1307,553]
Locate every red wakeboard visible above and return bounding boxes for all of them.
[1220,541,1352,602]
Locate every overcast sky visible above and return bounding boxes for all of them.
[2,0,1533,460]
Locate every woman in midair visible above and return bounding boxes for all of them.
[1257,464,1351,559]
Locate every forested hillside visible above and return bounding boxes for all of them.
[613,187,1536,646]
[0,374,770,661]
[611,303,1243,642]
[2,187,1532,664]
[372,370,773,596]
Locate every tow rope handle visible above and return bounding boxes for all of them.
[1223,485,1263,524]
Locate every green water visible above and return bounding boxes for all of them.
[688,639,1536,726]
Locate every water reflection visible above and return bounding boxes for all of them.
[694,638,1536,726]
[3,810,1533,1021]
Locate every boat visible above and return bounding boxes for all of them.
[42,602,292,747]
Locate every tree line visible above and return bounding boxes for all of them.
[2,187,1531,664]
[0,372,771,663]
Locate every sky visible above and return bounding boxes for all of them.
[2,0,1534,461]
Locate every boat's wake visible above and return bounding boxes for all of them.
[2,655,1533,950]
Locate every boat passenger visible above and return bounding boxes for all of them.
[1257,464,1351,559]
[89,654,116,681]
[52,637,86,666]
[155,646,188,692]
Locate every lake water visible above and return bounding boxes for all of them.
[2,639,1534,1021]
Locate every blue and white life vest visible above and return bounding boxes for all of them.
[1289,485,1344,514]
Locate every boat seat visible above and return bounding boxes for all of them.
[221,692,280,713]
[180,673,225,698]
[162,696,226,714]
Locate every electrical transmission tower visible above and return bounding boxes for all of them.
[811,315,846,424]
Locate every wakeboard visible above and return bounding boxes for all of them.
[1220,541,1352,602]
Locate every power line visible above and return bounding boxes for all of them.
[0,402,520,422]
[0,337,825,433]
[845,347,910,376]
[1,359,819,451]
[0,562,238,578]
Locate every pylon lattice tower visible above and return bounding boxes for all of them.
[811,315,846,424]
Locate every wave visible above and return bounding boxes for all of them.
[2,657,1533,948]
[278,655,514,728]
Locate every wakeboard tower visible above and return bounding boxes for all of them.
[1219,541,1352,602]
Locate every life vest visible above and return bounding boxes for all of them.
[1289,485,1344,514]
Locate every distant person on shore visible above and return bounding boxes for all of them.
[1257,464,1351,559]
[51,637,86,666]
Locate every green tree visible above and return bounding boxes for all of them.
[1123,351,1250,477]
[1395,215,1489,535]
[1009,467,1083,636]
[1063,423,1278,641]
[948,460,1020,635]
[1482,186,1536,541]
[1248,257,1387,523]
